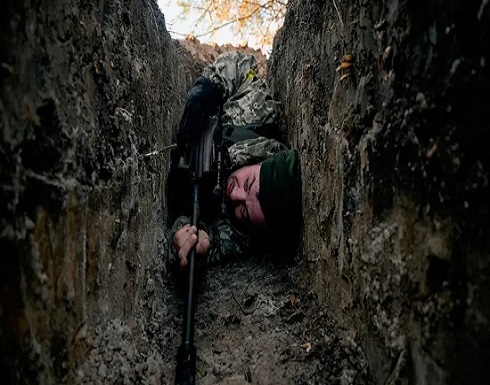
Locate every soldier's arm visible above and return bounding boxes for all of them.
[167,215,254,269]
[202,51,258,100]
[206,218,253,266]
[228,137,289,169]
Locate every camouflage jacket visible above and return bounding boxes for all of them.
[167,52,287,268]
[167,137,288,267]
[202,51,282,129]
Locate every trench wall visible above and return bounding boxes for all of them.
[2,0,490,384]
[0,0,187,383]
[269,0,490,384]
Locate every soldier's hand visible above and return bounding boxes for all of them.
[173,224,211,268]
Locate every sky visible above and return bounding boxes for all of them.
[156,0,272,53]
[157,1,245,45]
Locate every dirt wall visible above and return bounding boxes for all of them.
[268,0,489,384]
[2,0,489,384]
[0,0,187,383]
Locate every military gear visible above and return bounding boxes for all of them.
[177,76,221,151]
[167,52,301,268]
[167,218,252,269]
[202,51,282,139]
[167,135,291,266]
[228,136,288,170]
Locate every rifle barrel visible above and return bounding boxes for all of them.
[175,178,199,385]
[175,116,220,385]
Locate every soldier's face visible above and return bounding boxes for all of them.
[226,164,267,228]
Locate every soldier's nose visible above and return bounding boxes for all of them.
[229,186,246,201]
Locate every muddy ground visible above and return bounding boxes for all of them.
[77,256,371,385]
[1,0,489,384]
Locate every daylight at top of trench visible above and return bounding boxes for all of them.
[157,0,280,54]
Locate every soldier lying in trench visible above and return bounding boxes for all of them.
[166,51,302,272]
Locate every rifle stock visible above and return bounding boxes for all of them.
[175,116,220,385]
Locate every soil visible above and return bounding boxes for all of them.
[175,36,268,81]
[1,0,489,384]
[76,256,372,385]
[268,1,490,384]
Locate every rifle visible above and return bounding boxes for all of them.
[174,115,223,385]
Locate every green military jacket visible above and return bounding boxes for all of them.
[168,137,288,266]
[167,52,287,267]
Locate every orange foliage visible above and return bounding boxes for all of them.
[174,0,287,49]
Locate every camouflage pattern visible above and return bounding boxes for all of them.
[206,218,252,266]
[202,51,257,98]
[167,52,286,269]
[202,51,282,128]
[228,136,288,170]
[166,215,251,267]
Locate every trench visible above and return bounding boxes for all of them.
[1,1,489,385]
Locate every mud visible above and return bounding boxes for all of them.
[1,0,489,384]
[73,254,373,385]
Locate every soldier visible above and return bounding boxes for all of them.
[167,51,302,270]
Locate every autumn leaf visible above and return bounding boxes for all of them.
[302,342,312,354]
[171,0,287,50]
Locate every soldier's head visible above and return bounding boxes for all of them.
[226,149,302,245]
[226,163,266,228]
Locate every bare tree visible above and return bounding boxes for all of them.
[168,0,287,49]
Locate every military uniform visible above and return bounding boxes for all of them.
[202,51,282,129]
[167,137,289,267]
[167,52,289,267]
